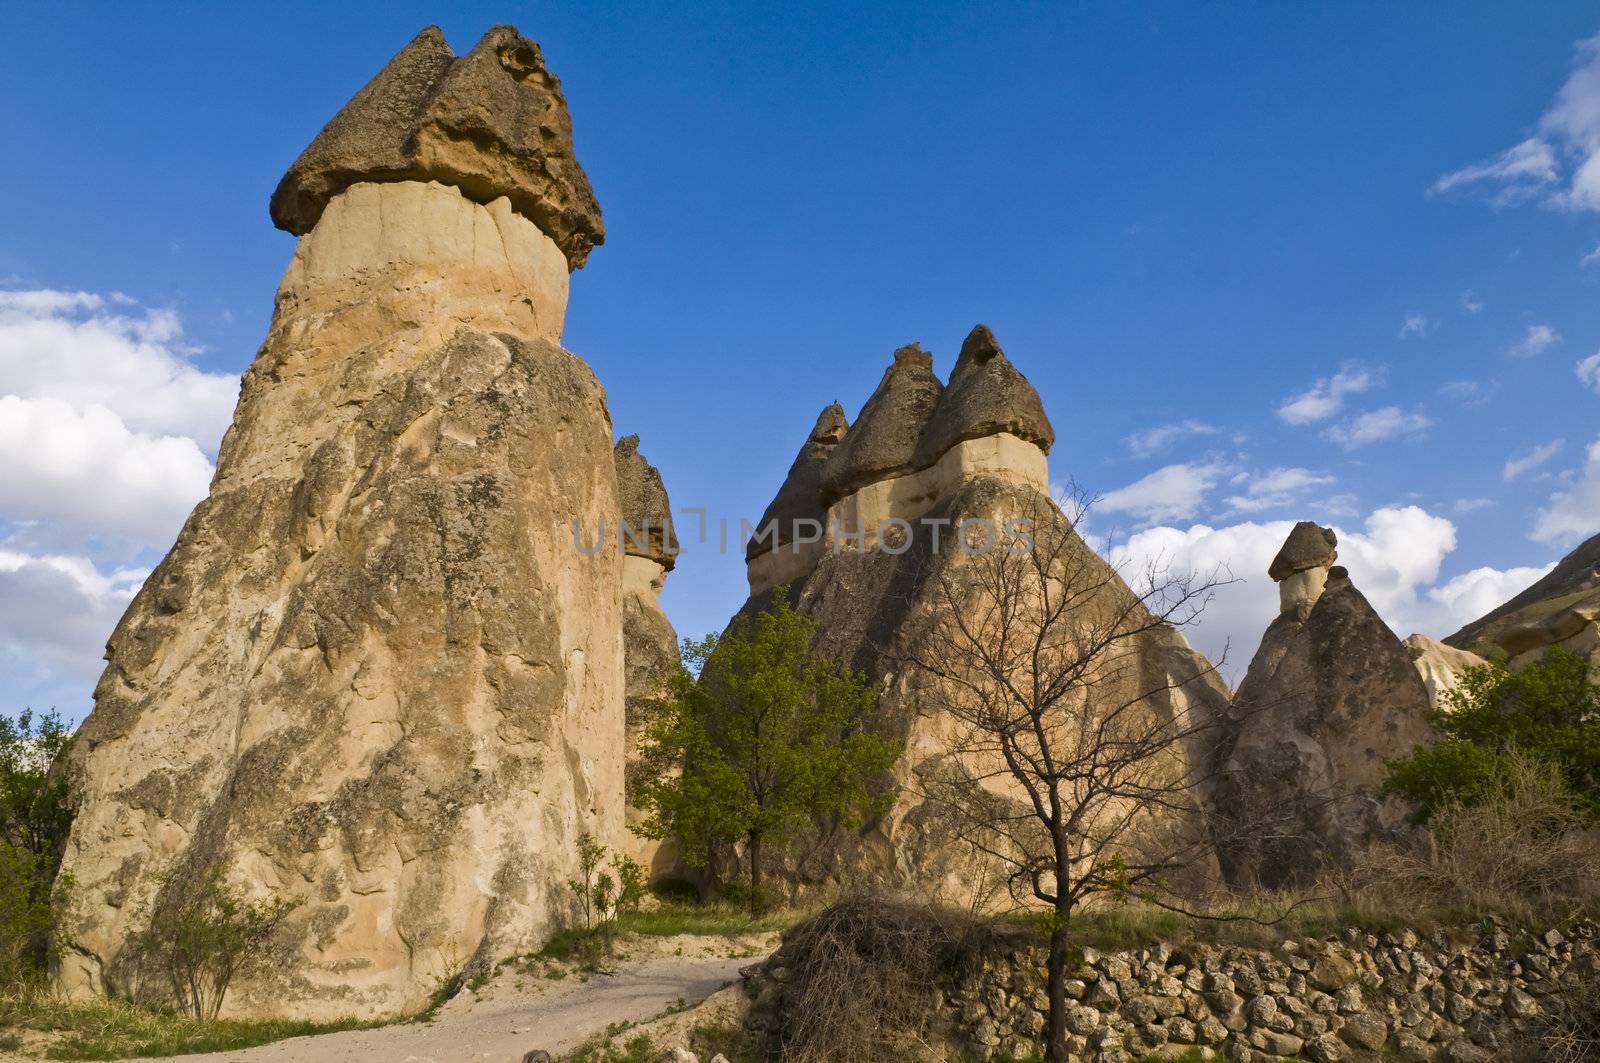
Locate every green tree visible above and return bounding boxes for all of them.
[1384,648,1600,822]
[0,708,76,980]
[567,832,646,956]
[634,591,899,913]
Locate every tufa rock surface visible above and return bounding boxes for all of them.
[747,403,848,561]
[271,25,604,269]
[59,27,621,1019]
[614,434,678,569]
[1215,536,1433,888]
[1404,633,1488,708]
[1268,521,1338,581]
[820,344,944,504]
[1445,528,1600,655]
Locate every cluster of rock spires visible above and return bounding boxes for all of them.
[56,19,1600,1024]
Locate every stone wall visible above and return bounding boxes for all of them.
[743,917,1597,1062]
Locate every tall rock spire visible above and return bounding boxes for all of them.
[748,402,848,562]
[271,25,605,269]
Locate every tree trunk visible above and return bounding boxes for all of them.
[1045,906,1071,1063]
[748,830,763,916]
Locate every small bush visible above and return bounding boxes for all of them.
[1518,970,1600,1063]
[567,832,647,959]
[123,868,300,1019]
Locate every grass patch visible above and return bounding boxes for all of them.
[618,904,800,938]
[0,993,383,1060]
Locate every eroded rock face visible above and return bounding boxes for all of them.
[271,25,604,269]
[1216,534,1433,888]
[1404,633,1487,708]
[59,27,621,1020]
[820,344,944,503]
[613,436,681,875]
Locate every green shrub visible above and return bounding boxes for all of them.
[0,708,75,985]
[1385,648,1600,822]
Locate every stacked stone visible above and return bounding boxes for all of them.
[742,918,1598,1063]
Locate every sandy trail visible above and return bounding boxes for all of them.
[107,934,773,1063]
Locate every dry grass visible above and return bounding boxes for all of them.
[775,895,1001,1063]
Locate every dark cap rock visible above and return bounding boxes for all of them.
[914,325,1055,467]
[271,25,604,269]
[1268,521,1338,582]
[614,435,677,569]
[748,403,849,560]
[821,345,944,504]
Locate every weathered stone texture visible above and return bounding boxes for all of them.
[748,403,848,561]
[271,25,604,269]
[820,344,944,503]
[914,324,1055,467]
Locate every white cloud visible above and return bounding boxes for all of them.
[1440,380,1494,406]
[0,549,145,684]
[1432,138,1559,202]
[0,396,213,545]
[1325,406,1432,448]
[0,288,236,442]
[1509,323,1559,358]
[1532,435,1600,543]
[1398,313,1431,338]
[1276,366,1378,425]
[1504,439,1564,481]
[1224,467,1335,514]
[1454,497,1496,514]
[1432,35,1600,212]
[1097,463,1225,525]
[1124,419,1218,459]
[1577,351,1600,393]
[1459,289,1485,314]
[1582,243,1600,266]
[1108,506,1549,683]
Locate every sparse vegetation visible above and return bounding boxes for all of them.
[121,867,301,1020]
[568,832,648,958]
[633,591,899,914]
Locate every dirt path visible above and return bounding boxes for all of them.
[127,934,773,1063]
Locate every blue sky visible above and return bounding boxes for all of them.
[5,2,1600,713]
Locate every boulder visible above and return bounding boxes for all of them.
[271,25,604,269]
[58,25,623,1019]
[913,325,1055,466]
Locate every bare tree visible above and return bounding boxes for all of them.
[899,487,1234,1063]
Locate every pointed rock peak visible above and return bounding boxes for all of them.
[809,402,849,444]
[271,24,604,269]
[1268,521,1338,582]
[821,345,945,503]
[892,342,933,370]
[749,405,851,560]
[915,323,1054,466]
[614,434,677,568]
[954,324,1003,368]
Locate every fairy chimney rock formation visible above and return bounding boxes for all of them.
[748,326,1054,594]
[59,25,622,1020]
[1215,527,1433,888]
[613,436,681,873]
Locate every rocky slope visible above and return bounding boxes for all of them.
[1214,525,1433,888]
[58,25,624,1019]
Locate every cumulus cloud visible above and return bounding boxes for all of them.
[1124,419,1219,459]
[1224,467,1335,514]
[1532,435,1600,543]
[1109,507,1550,683]
[1504,439,1564,481]
[0,289,236,442]
[1097,463,1226,526]
[1509,323,1560,358]
[1275,366,1378,425]
[1576,351,1600,393]
[1325,406,1432,448]
[1431,35,1600,211]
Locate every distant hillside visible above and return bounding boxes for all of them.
[1445,530,1600,654]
